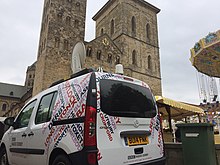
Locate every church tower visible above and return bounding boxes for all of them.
[33,0,87,95]
[93,0,162,95]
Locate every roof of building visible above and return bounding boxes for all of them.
[0,82,28,98]
[27,61,36,71]
[93,0,160,21]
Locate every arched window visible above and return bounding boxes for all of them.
[116,56,120,64]
[97,50,101,60]
[101,28,104,36]
[148,55,152,70]
[111,19,115,35]
[86,47,92,57]
[146,23,150,40]
[66,16,71,25]
[131,16,136,37]
[2,103,7,111]
[9,91,14,96]
[107,54,112,64]
[132,50,137,65]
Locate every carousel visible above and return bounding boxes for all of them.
[190,30,220,143]
[190,30,220,107]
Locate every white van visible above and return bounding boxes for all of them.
[0,69,165,165]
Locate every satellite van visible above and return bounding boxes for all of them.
[0,42,165,165]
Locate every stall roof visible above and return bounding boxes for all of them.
[155,96,204,120]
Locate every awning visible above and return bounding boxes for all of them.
[155,96,204,120]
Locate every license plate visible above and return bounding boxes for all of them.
[127,136,149,146]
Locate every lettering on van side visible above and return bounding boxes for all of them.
[149,114,164,155]
[43,74,90,153]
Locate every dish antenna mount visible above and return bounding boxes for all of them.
[71,41,86,73]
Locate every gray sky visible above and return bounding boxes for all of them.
[0,0,220,104]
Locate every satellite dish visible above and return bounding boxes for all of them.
[71,41,86,73]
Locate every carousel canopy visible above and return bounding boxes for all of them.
[190,30,220,78]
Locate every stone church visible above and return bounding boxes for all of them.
[1,0,162,117]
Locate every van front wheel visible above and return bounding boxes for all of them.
[0,148,9,165]
[52,155,71,165]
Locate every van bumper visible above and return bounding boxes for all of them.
[130,156,166,165]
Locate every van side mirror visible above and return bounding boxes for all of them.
[4,117,15,127]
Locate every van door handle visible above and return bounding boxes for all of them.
[28,132,34,137]
[22,133,27,137]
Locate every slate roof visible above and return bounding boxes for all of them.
[0,82,28,98]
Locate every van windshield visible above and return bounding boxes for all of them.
[100,79,157,118]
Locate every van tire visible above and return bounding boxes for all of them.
[52,154,71,165]
[0,148,9,165]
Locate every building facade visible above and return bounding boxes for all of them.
[92,0,162,95]
[33,0,87,96]
[33,0,162,96]
[0,83,29,117]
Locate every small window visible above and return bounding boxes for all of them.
[116,56,120,64]
[10,91,14,96]
[57,12,63,20]
[86,47,92,57]
[132,50,137,65]
[148,55,152,70]
[101,28,104,35]
[55,37,60,48]
[107,54,112,64]
[131,16,136,37]
[111,19,115,35]
[29,74,32,78]
[15,100,37,129]
[35,92,57,124]
[66,16,71,25]
[76,2,80,10]
[97,50,101,60]
[75,19,79,27]
[64,39,69,50]
[2,104,7,111]
[146,23,150,40]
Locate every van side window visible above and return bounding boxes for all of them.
[15,100,37,129]
[35,92,57,124]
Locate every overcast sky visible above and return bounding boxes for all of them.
[0,0,219,105]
